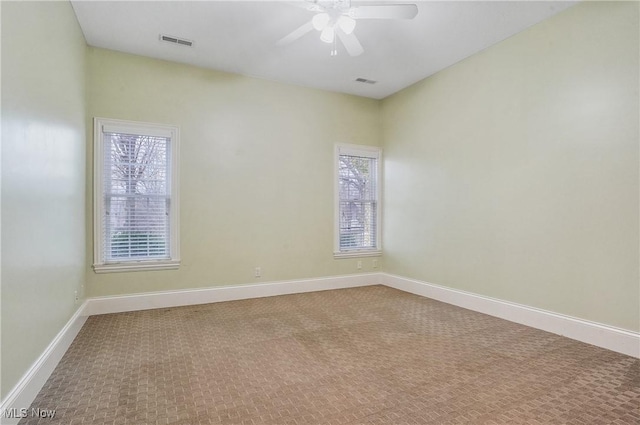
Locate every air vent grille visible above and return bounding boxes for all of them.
[355,77,377,85]
[160,34,193,47]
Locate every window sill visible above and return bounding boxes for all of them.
[333,250,382,259]
[93,259,180,274]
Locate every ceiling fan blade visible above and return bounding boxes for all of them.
[336,29,364,57]
[285,1,324,12]
[351,4,418,20]
[276,21,315,46]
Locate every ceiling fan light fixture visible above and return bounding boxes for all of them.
[320,25,335,43]
[337,15,356,34]
[312,13,330,31]
[278,1,419,57]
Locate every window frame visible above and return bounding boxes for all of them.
[334,143,382,259]
[93,117,180,273]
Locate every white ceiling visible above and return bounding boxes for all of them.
[71,0,576,99]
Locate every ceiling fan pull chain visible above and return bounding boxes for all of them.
[331,36,338,57]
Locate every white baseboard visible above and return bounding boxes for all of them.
[84,273,382,316]
[0,304,89,425]
[382,273,640,358]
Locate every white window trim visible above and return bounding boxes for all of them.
[93,117,181,273]
[334,143,382,259]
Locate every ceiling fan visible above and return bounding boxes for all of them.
[277,0,418,57]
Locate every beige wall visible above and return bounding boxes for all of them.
[85,48,382,297]
[382,1,639,331]
[1,1,87,398]
[1,0,638,401]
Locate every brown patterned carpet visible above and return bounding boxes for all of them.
[21,285,640,425]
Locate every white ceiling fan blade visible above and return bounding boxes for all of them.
[285,1,324,13]
[276,21,315,46]
[350,4,418,20]
[336,29,364,57]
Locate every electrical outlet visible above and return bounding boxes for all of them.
[357,260,362,270]
[255,267,261,278]
[74,290,79,304]
[373,259,378,269]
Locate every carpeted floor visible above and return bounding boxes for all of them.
[21,285,639,424]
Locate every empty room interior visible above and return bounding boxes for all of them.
[1,0,639,424]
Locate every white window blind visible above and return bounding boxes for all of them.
[103,132,170,261]
[336,145,381,254]
[94,118,180,273]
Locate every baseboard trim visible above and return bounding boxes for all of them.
[0,303,89,425]
[382,273,639,358]
[84,273,382,316]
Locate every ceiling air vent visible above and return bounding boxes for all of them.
[355,77,377,85]
[159,34,193,47]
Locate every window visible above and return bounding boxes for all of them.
[334,144,381,258]
[93,118,180,273]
